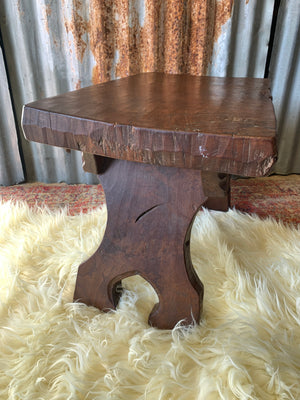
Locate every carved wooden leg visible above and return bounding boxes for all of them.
[74,156,230,329]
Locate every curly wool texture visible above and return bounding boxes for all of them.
[0,201,299,399]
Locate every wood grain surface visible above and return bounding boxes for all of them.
[22,73,277,177]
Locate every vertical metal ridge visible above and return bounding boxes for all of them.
[0,46,24,185]
[270,0,300,174]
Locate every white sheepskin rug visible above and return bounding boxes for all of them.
[0,201,300,399]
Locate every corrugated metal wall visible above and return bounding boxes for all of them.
[270,0,300,174]
[0,44,24,185]
[0,0,299,185]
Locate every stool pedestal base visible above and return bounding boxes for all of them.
[74,156,229,329]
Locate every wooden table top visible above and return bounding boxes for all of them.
[22,73,277,176]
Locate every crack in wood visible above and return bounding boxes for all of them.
[135,204,163,223]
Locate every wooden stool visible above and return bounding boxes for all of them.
[22,73,276,329]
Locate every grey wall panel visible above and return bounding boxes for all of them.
[0,46,24,186]
[210,0,275,78]
[270,0,300,174]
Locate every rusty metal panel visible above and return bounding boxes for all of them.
[211,0,275,77]
[270,0,300,174]
[0,46,24,186]
[0,0,277,183]
[0,0,98,184]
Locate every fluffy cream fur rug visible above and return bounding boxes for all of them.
[0,201,299,399]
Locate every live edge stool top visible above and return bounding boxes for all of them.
[22,73,277,329]
[22,72,276,177]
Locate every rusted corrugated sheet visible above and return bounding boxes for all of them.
[61,0,236,82]
[270,0,300,174]
[0,46,24,186]
[0,0,284,183]
[0,0,98,184]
